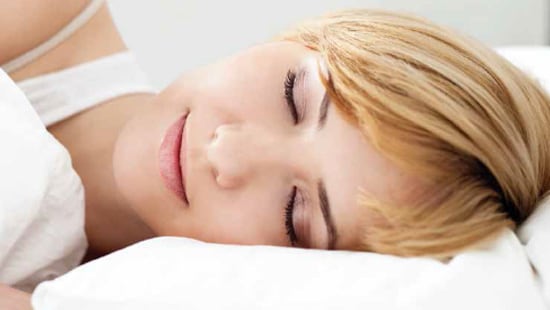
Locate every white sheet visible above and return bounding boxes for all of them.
[0,69,87,292]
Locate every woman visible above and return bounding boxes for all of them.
[2,0,550,305]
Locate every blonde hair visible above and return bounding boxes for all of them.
[276,9,550,257]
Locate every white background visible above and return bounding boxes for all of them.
[107,0,549,90]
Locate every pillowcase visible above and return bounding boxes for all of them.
[30,47,550,309]
[31,230,546,310]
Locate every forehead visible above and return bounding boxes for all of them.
[316,95,420,250]
[221,41,317,70]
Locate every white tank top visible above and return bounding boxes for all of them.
[0,0,156,127]
[15,51,155,127]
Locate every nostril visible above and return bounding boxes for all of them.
[207,123,247,189]
[212,166,219,180]
[211,130,218,142]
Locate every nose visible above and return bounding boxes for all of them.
[206,123,286,189]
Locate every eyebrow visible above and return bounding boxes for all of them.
[312,66,336,249]
[317,91,330,130]
[318,180,337,249]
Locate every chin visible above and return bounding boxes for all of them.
[113,106,161,213]
[112,95,190,229]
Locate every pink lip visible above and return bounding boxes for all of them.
[159,113,188,205]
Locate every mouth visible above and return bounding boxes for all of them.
[159,112,189,206]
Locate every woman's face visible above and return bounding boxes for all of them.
[113,41,417,250]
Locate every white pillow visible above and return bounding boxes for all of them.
[30,47,550,309]
[32,230,546,310]
[496,46,550,88]
[517,197,550,306]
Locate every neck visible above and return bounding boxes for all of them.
[48,94,156,257]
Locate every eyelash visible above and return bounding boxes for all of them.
[284,70,299,124]
[283,69,301,246]
[285,186,298,246]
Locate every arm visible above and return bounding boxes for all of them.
[0,283,32,310]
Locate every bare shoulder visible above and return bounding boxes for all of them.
[0,0,90,64]
[2,0,128,81]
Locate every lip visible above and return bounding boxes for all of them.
[159,112,189,205]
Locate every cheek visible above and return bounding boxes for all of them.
[176,187,287,245]
[194,164,288,239]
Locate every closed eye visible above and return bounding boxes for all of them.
[285,186,298,246]
[284,69,299,124]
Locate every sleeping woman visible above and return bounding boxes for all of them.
[2,0,550,306]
